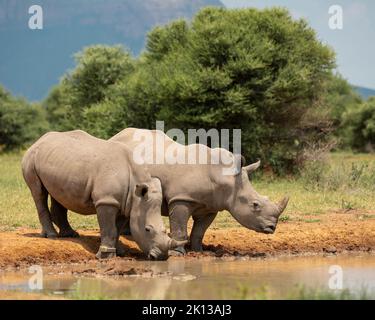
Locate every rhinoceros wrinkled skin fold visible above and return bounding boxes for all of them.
[21,130,184,260]
[109,128,289,254]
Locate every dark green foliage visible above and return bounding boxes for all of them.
[322,73,362,147]
[0,86,49,150]
[42,85,70,131]
[325,74,362,126]
[129,7,336,172]
[27,7,341,172]
[342,97,375,151]
[42,45,134,138]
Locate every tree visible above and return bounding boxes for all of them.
[322,73,362,147]
[342,97,375,151]
[0,85,49,150]
[42,85,70,131]
[42,45,135,138]
[126,7,336,172]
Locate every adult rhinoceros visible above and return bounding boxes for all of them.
[108,128,289,254]
[22,130,186,260]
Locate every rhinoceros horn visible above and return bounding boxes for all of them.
[169,239,188,249]
[277,196,289,216]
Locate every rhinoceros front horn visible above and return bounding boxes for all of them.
[169,239,188,249]
[277,196,289,215]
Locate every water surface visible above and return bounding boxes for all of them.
[1,254,374,299]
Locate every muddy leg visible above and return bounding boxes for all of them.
[115,215,128,257]
[24,171,57,238]
[50,197,79,238]
[96,205,119,259]
[190,212,217,252]
[168,202,191,256]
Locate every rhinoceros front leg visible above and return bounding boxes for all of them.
[96,205,119,259]
[190,212,217,252]
[115,214,128,257]
[168,201,191,255]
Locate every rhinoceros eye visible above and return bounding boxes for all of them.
[252,201,261,211]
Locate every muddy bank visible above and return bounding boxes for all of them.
[0,213,374,268]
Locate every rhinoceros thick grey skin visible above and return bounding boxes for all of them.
[108,128,289,253]
[21,130,185,260]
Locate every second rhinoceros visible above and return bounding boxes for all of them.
[22,130,186,260]
[109,128,289,254]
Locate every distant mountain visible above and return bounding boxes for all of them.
[353,86,375,100]
[0,0,223,101]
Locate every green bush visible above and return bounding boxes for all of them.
[42,7,337,173]
[43,45,134,136]
[126,7,336,173]
[342,97,375,151]
[42,85,70,131]
[0,86,49,150]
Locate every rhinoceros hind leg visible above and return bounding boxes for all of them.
[50,197,79,238]
[96,205,119,259]
[23,164,58,238]
[190,212,217,252]
[30,185,58,238]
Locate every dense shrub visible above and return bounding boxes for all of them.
[0,86,49,150]
[127,7,336,173]
[342,97,375,151]
[43,45,135,136]
[41,7,337,172]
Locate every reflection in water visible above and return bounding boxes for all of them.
[1,254,375,299]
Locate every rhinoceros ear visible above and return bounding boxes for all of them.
[243,160,261,174]
[135,183,149,198]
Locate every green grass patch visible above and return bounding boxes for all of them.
[1,151,375,230]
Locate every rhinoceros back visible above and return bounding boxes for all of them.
[26,130,130,215]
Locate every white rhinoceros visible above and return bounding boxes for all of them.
[108,128,289,254]
[22,130,186,260]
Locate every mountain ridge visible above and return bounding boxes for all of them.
[353,86,375,100]
[0,0,223,100]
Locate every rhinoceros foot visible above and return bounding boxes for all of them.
[96,246,117,259]
[58,229,79,238]
[41,230,58,238]
[190,243,203,252]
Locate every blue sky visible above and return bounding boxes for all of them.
[221,0,375,89]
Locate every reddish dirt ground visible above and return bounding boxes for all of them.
[1,212,375,268]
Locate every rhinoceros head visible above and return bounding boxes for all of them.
[227,159,289,234]
[130,177,187,260]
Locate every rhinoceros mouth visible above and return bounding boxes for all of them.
[262,225,276,234]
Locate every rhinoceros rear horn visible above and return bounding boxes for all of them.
[277,196,289,215]
[169,239,188,249]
